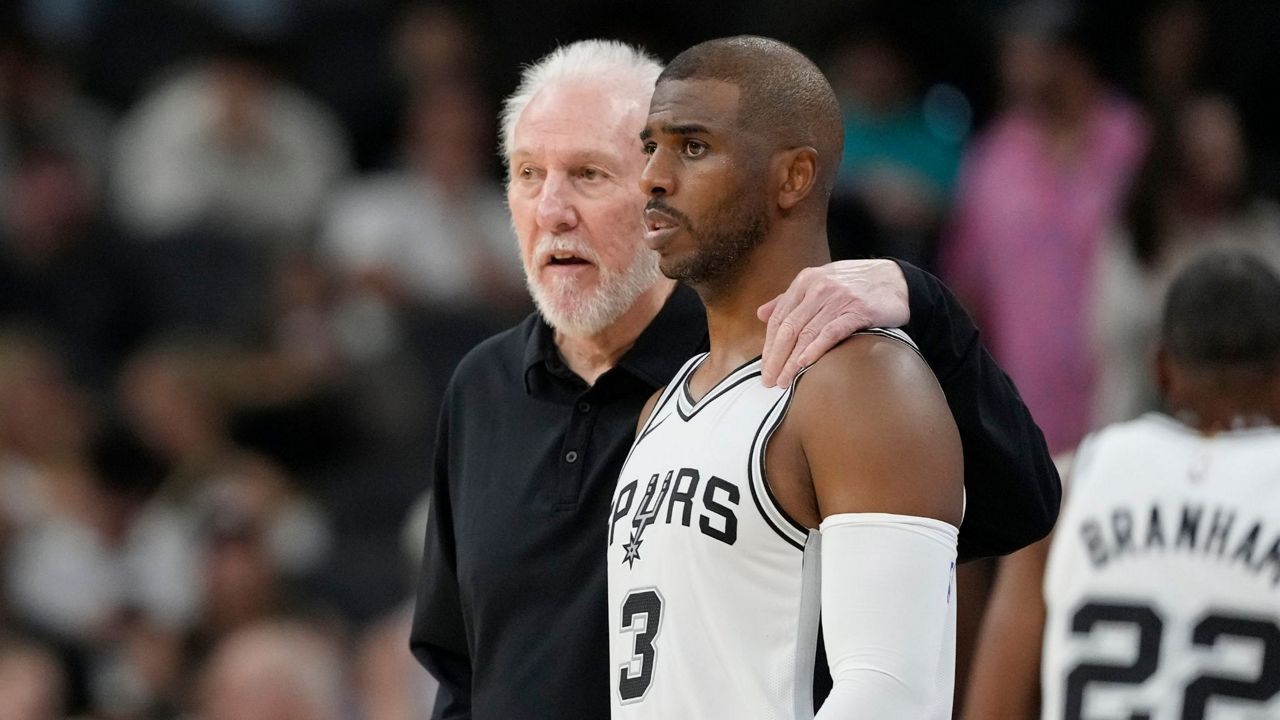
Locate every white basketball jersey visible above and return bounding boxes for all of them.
[1042,413,1280,720]
[606,329,953,719]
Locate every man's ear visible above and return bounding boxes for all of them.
[774,147,819,211]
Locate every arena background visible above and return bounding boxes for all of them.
[0,1,1278,718]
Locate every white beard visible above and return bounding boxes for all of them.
[524,236,663,338]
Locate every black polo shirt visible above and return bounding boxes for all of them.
[412,264,1059,720]
[413,284,706,720]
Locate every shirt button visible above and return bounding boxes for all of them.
[577,401,591,413]
[565,450,579,463]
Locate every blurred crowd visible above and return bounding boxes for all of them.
[0,1,1278,719]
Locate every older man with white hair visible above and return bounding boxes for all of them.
[412,39,1058,720]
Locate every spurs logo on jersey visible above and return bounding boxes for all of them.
[606,329,925,719]
[610,468,741,568]
[1042,413,1280,720]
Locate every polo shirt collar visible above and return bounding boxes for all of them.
[522,284,708,394]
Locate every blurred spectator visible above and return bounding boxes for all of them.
[0,634,66,720]
[266,252,347,385]
[826,18,970,268]
[0,147,149,391]
[116,341,330,586]
[353,492,437,720]
[1092,94,1280,425]
[196,488,295,640]
[1138,0,1209,118]
[245,250,453,626]
[0,331,192,719]
[940,0,1149,453]
[314,76,524,485]
[110,35,349,253]
[0,33,113,186]
[87,611,187,720]
[194,621,345,720]
[117,342,257,499]
[0,331,119,643]
[320,82,524,314]
[393,3,482,92]
[58,339,337,718]
[109,340,331,656]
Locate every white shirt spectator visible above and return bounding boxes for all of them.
[111,62,349,248]
[321,170,521,308]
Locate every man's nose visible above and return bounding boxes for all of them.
[640,150,673,197]
[536,173,579,232]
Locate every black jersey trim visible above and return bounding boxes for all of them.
[746,391,808,551]
[676,355,764,421]
[852,327,924,359]
[630,413,670,456]
[761,381,810,536]
[623,354,703,469]
[751,370,814,540]
[646,354,699,429]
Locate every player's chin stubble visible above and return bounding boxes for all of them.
[662,192,770,298]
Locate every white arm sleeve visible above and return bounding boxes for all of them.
[814,513,959,720]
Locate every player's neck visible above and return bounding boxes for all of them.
[555,278,676,386]
[1164,369,1280,434]
[695,230,829,393]
[1171,402,1278,434]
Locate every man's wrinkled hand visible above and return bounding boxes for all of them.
[759,259,910,387]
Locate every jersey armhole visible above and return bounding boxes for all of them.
[749,367,815,551]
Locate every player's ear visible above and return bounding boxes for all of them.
[774,147,819,211]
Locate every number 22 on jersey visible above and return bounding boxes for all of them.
[1064,599,1280,719]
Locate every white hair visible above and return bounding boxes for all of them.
[499,39,663,162]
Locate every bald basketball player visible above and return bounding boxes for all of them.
[606,37,963,719]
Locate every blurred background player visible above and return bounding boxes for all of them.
[962,247,1280,719]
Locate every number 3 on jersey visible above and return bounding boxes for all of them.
[619,588,664,703]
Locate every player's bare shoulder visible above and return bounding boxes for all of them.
[791,330,947,429]
[789,331,964,526]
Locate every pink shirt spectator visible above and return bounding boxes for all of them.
[941,95,1148,453]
